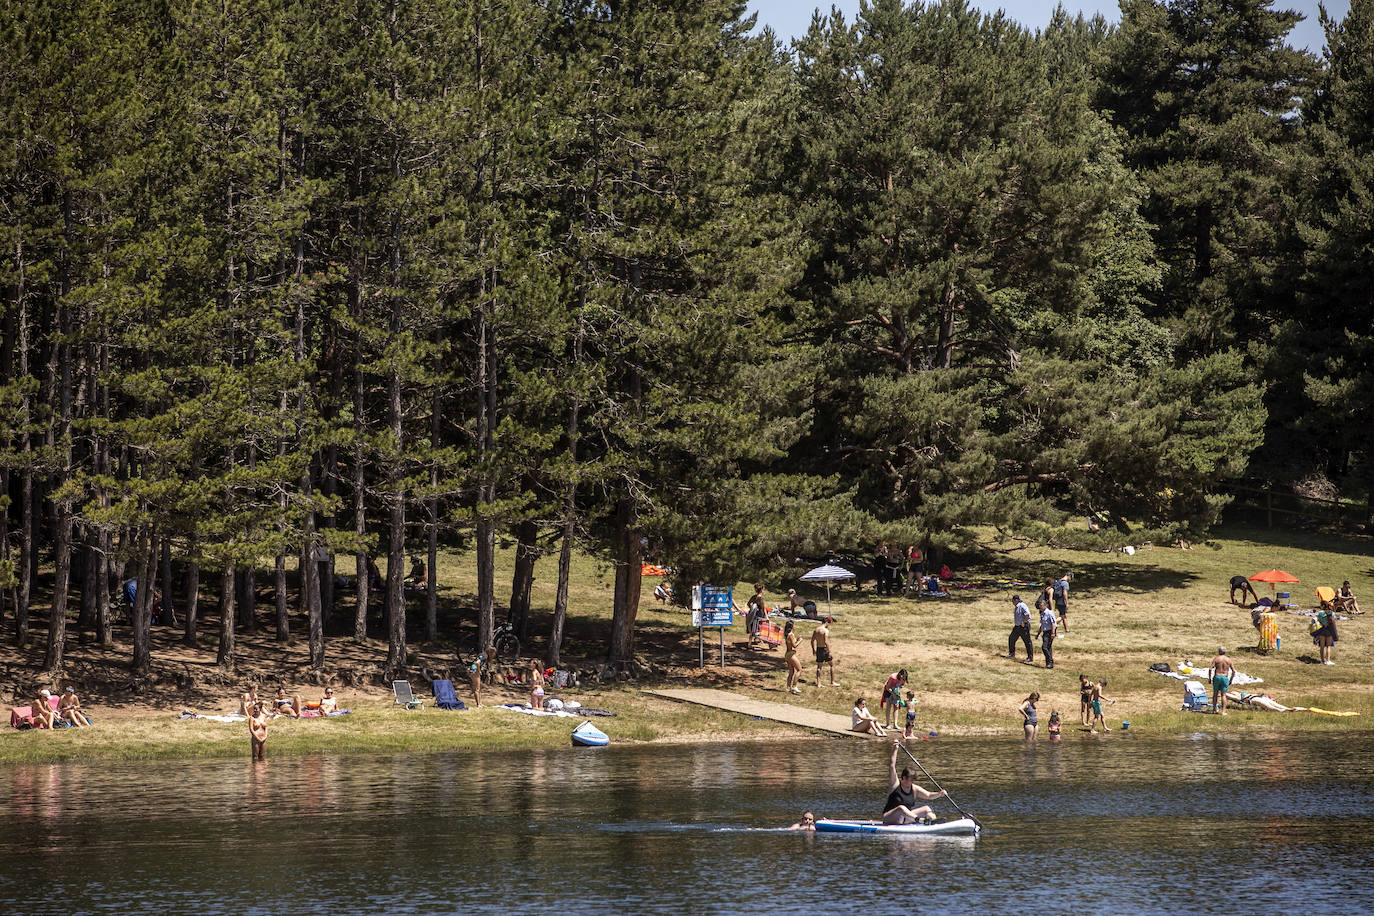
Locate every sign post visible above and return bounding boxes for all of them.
[692,585,733,667]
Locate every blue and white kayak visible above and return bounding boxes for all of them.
[814,817,979,836]
[571,720,609,747]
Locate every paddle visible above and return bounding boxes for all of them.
[898,742,983,829]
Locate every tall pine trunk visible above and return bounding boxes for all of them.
[183,548,200,648]
[217,563,236,670]
[509,516,537,641]
[608,497,642,667]
[131,531,157,675]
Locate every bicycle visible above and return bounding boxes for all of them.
[456,618,521,666]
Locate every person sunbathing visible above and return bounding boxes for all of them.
[273,687,300,718]
[1229,692,1291,712]
[32,690,62,729]
[1338,581,1360,613]
[58,687,90,727]
[238,685,260,716]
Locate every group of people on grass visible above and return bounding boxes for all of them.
[1007,573,1072,670]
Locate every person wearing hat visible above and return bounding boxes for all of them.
[58,687,90,727]
[1208,647,1237,715]
[32,689,61,729]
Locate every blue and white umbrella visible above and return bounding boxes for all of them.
[799,564,854,616]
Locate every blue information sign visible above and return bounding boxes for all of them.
[698,586,733,626]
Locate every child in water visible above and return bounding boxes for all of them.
[1047,710,1062,741]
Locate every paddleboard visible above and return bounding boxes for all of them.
[571,720,609,746]
[814,817,979,836]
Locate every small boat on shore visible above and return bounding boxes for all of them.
[814,817,979,836]
[571,720,609,747]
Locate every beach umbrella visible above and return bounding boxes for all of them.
[799,564,854,616]
[1249,569,1299,595]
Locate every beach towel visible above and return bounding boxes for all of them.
[10,706,36,729]
[432,679,467,711]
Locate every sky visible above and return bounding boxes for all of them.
[748,0,1351,55]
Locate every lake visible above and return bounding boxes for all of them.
[3,731,1373,915]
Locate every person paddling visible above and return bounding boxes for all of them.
[883,740,946,825]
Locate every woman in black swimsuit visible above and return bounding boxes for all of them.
[882,741,945,824]
[1079,675,1093,727]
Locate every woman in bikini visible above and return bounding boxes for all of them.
[1079,674,1093,727]
[783,621,802,694]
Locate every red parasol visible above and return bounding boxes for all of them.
[1249,570,1299,584]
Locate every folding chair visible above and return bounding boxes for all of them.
[392,680,423,709]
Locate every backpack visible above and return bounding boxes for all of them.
[1309,614,1324,634]
[1052,579,1067,600]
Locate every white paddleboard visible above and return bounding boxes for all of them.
[814,817,979,836]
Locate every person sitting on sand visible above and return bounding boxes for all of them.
[32,689,61,729]
[58,687,90,727]
[883,740,945,824]
[788,811,817,831]
[851,698,886,736]
[249,704,268,759]
[273,687,300,718]
[318,687,338,715]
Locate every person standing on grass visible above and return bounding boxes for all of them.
[784,621,803,694]
[812,617,838,687]
[1209,647,1236,715]
[1018,691,1040,740]
[1036,599,1059,669]
[1314,606,1338,666]
[1053,572,1072,633]
[1008,595,1033,662]
[883,741,945,824]
[249,704,268,759]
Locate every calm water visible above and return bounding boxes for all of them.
[3,733,1373,915]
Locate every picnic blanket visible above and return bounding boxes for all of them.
[1150,663,1262,686]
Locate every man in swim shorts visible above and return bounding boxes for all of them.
[811,617,837,687]
[1209,646,1236,715]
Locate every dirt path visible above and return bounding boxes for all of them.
[645,687,878,738]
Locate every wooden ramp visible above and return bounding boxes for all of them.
[643,687,875,738]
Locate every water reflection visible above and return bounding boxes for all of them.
[1,734,1372,915]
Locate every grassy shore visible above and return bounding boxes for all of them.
[2,523,1370,763]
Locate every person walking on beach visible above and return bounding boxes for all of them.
[248,704,268,759]
[784,621,803,694]
[1053,572,1072,633]
[1209,647,1236,715]
[1018,691,1040,740]
[883,741,946,825]
[1008,595,1033,662]
[812,617,838,687]
[1036,600,1059,669]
